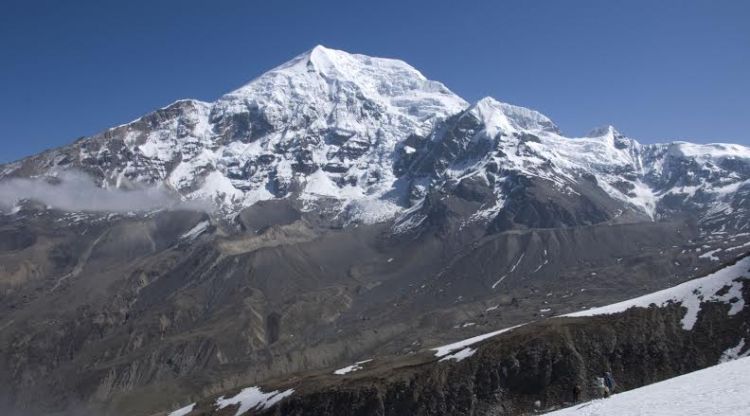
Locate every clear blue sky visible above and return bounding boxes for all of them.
[1,0,748,163]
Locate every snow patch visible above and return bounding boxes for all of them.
[672,142,750,161]
[181,220,210,240]
[439,347,476,362]
[699,248,721,261]
[432,323,526,357]
[509,253,525,273]
[564,257,750,330]
[491,274,507,289]
[720,339,749,363]
[167,403,195,416]
[215,386,294,416]
[333,359,373,375]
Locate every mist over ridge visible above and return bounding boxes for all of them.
[0,170,209,213]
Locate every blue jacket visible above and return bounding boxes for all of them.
[604,372,615,389]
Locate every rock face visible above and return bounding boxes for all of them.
[0,46,749,416]
[172,256,750,416]
[261,307,747,416]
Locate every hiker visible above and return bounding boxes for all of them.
[604,371,616,394]
[592,376,607,398]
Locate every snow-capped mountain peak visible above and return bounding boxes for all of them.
[666,141,750,161]
[583,125,640,151]
[1,46,749,233]
[192,45,468,219]
[307,44,344,73]
[467,97,559,136]
[586,124,621,138]
[217,44,467,132]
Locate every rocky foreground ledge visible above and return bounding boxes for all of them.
[161,256,750,416]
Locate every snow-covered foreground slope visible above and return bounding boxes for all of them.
[544,356,750,416]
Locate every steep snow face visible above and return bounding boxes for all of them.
[0,45,466,221]
[218,45,467,132]
[547,127,750,223]
[543,356,750,416]
[668,142,750,161]
[644,141,750,226]
[401,98,750,228]
[200,45,467,216]
[467,97,559,136]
